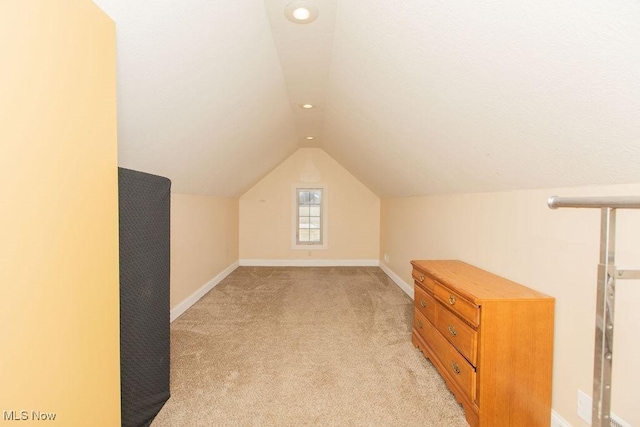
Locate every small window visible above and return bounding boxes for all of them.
[296,188,323,245]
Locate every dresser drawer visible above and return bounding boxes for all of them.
[435,304,478,366]
[434,283,479,327]
[421,314,476,402]
[414,285,436,324]
[412,268,436,293]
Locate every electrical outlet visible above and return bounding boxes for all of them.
[383,253,390,263]
[578,389,592,423]
[577,389,632,427]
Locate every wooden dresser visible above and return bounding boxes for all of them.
[411,260,554,427]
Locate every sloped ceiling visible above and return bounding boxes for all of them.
[94,0,640,198]
[93,0,299,197]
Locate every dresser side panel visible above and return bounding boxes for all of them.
[477,299,555,426]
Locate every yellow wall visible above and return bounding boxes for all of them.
[0,1,120,425]
[171,194,239,309]
[240,148,380,262]
[380,183,640,426]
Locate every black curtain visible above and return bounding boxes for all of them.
[118,167,171,427]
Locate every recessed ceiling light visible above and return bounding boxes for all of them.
[306,136,315,140]
[301,104,314,109]
[293,7,310,20]
[285,1,319,24]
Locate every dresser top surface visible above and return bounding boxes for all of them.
[411,260,553,302]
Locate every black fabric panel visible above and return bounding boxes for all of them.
[118,168,171,427]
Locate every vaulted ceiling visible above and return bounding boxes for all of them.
[94,0,640,198]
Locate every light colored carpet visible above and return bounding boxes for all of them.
[151,267,467,426]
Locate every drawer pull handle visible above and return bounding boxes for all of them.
[448,325,457,337]
[420,300,427,308]
[419,274,425,282]
[417,320,423,328]
[451,362,461,375]
[448,294,457,305]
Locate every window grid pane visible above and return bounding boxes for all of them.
[297,188,322,245]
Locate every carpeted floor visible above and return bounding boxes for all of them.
[151,267,467,426]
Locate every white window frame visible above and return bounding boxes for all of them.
[291,184,327,250]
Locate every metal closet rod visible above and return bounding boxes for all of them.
[548,196,640,209]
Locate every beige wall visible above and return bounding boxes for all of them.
[171,194,239,309]
[380,183,640,426]
[240,148,380,261]
[0,1,120,425]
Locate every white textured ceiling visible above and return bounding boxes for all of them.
[263,0,337,148]
[94,0,640,198]
[93,0,298,197]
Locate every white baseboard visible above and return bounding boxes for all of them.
[379,262,413,299]
[238,259,380,267]
[170,261,239,323]
[551,410,572,427]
